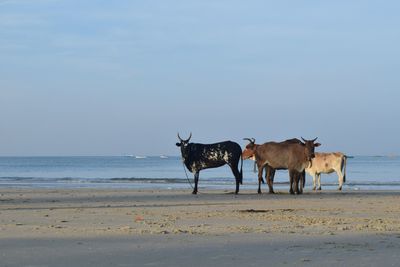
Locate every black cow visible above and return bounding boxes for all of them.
[176,133,243,194]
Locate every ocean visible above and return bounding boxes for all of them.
[0,156,400,191]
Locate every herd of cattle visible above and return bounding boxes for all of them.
[176,133,347,195]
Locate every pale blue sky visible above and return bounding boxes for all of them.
[1,0,399,156]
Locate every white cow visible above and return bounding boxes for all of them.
[306,152,347,190]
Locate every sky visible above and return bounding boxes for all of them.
[1,0,399,156]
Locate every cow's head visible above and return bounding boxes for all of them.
[301,137,321,162]
[242,138,257,160]
[176,133,192,159]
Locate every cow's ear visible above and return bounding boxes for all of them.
[314,143,321,147]
[176,143,181,147]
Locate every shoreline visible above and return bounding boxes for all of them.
[1,188,400,266]
[2,181,400,192]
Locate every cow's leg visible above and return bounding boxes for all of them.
[230,156,242,184]
[254,161,264,183]
[270,168,276,183]
[293,171,300,194]
[298,170,304,194]
[289,170,295,195]
[336,168,344,191]
[266,167,275,194]
[229,164,241,194]
[192,171,199,194]
[312,173,317,190]
[262,167,266,184]
[235,179,240,194]
[260,166,270,185]
[257,163,264,194]
[317,173,322,190]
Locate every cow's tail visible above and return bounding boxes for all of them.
[240,154,243,184]
[342,155,347,183]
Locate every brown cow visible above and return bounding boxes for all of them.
[243,138,306,193]
[242,138,320,194]
[306,152,347,191]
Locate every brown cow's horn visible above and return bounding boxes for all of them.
[243,138,255,144]
[301,137,318,142]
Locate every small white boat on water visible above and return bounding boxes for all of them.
[160,155,168,159]
[135,156,147,159]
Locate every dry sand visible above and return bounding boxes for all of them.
[1,188,400,266]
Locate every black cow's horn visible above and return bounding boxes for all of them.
[312,137,318,142]
[301,137,306,142]
[178,132,192,142]
[177,133,183,142]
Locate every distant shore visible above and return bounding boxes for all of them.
[1,188,400,266]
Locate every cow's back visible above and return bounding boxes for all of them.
[200,141,242,159]
[186,141,241,171]
[256,142,306,170]
[306,152,344,174]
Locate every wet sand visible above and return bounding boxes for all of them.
[1,188,400,266]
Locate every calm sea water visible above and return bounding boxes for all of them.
[0,156,400,191]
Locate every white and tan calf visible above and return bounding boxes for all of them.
[306,152,347,190]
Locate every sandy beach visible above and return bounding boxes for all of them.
[1,188,400,266]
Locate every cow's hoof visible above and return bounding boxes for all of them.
[317,187,322,191]
[289,191,294,195]
[312,186,316,191]
[338,187,342,191]
[257,190,262,194]
[269,190,275,194]
[192,191,197,195]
